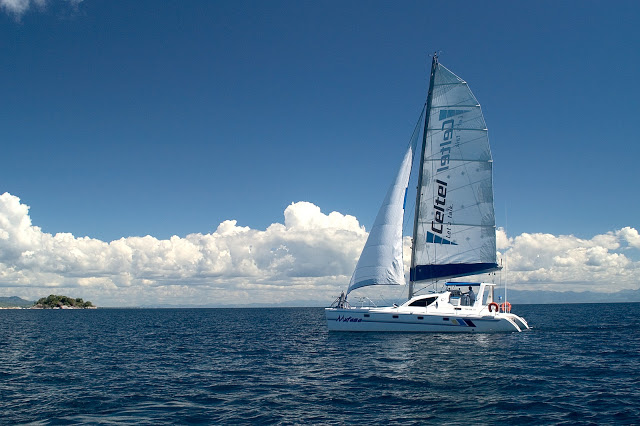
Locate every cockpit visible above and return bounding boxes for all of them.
[446,282,482,307]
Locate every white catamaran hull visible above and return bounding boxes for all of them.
[326,307,529,333]
[327,284,530,333]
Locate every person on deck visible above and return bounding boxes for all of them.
[337,292,347,308]
[467,286,476,306]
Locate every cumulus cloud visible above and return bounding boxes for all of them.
[1,0,81,18]
[496,227,640,292]
[1,0,43,16]
[1,192,639,306]
[0,194,366,306]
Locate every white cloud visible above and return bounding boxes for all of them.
[1,192,638,306]
[1,0,44,16]
[1,0,81,18]
[0,193,366,306]
[497,227,640,292]
[617,227,640,249]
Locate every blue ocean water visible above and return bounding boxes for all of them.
[1,304,639,424]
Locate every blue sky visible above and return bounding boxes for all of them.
[1,0,639,305]
[2,0,637,241]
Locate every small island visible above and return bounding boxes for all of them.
[32,295,96,309]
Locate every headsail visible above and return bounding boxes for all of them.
[411,60,499,283]
[347,109,423,295]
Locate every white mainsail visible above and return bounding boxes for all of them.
[346,110,423,294]
[411,62,498,282]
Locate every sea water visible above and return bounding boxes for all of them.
[1,304,639,424]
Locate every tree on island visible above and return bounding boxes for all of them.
[34,295,95,309]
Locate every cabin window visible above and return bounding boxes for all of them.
[442,317,449,321]
[364,314,370,318]
[417,316,424,320]
[392,315,399,319]
[409,297,438,307]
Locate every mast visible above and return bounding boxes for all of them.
[409,53,438,300]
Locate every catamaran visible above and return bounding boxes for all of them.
[326,55,529,332]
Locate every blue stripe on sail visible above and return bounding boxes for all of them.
[438,109,468,120]
[410,263,499,282]
[426,232,457,245]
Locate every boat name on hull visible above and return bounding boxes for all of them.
[335,315,362,323]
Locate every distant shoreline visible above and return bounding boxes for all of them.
[0,306,98,310]
[0,295,96,309]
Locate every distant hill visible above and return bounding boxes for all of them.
[0,296,35,308]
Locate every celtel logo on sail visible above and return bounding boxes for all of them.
[427,109,467,245]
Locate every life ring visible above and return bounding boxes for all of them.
[488,302,499,313]
[499,302,512,313]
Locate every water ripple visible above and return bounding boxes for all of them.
[1,304,639,424]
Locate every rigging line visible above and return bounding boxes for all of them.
[403,199,415,236]
[403,105,426,237]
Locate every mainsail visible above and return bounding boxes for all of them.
[346,109,423,295]
[410,60,499,283]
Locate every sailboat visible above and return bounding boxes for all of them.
[326,55,530,332]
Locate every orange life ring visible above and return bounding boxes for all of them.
[488,302,499,313]
[499,302,512,313]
